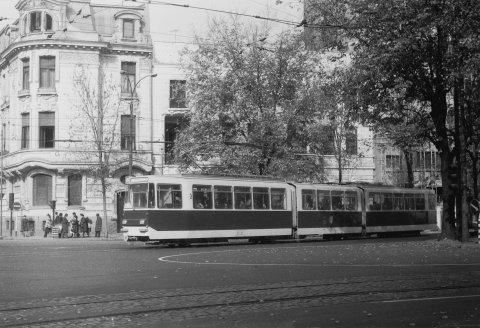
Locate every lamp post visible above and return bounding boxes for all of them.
[120,72,157,176]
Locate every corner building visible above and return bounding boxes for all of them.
[0,0,154,235]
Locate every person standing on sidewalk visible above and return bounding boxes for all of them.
[95,213,102,237]
[71,212,80,238]
[80,214,89,238]
[44,214,52,238]
[61,213,69,238]
[57,213,64,238]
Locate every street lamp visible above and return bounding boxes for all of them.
[120,71,157,176]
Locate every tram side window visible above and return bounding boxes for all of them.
[415,194,426,210]
[369,193,382,210]
[344,191,358,211]
[193,185,212,209]
[428,193,436,210]
[271,188,286,210]
[382,193,393,210]
[157,184,182,209]
[331,191,344,210]
[131,183,152,208]
[302,189,316,210]
[393,193,405,210]
[317,190,331,210]
[253,187,270,209]
[404,193,415,210]
[214,185,233,209]
[234,186,252,209]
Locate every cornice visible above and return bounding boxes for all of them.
[0,39,153,69]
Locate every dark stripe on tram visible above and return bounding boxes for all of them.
[130,210,293,231]
[298,211,362,228]
[366,210,436,226]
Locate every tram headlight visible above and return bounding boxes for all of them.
[122,219,127,225]
[139,219,146,225]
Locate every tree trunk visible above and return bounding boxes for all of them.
[431,94,456,240]
[101,176,108,238]
[458,78,469,242]
[403,151,414,188]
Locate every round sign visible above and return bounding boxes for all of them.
[13,202,21,210]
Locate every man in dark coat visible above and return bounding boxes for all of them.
[94,213,102,237]
[80,214,89,237]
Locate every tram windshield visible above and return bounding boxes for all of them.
[127,183,155,209]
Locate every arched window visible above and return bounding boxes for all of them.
[68,174,82,206]
[32,174,52,206]
[30,11,42,32]
[45,14,53,31]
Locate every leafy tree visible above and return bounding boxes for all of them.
[70,66,122,238]
[307,67,368,184]
[306,0,480,240]
[174,18,326,181]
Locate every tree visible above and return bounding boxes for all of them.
[174,18,327,181]
[306,0,480,240]
[70,66,122,238]
[307,67,367,184]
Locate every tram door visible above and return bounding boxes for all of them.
[116,191,126,233]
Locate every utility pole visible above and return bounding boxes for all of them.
[121,72,157,176]
[0,122,3,237]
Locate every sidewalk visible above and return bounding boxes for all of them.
[0,232,124,241]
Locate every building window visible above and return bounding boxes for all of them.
[121,115,135,150]
[345,127,357,155]
[415,150,439,172]
[386,154,402,170]
[39,112,55,148]
[32,174,52,206]
[22,58,30,91]
[164,115,188,164]
[39,56,55,89]
[45,14,53,31]
[169,80,187,108]
[322,126,336,155]
[121,62,136,94]
[68,174,82,206]
[30,12,42,32]
[123,19,135,38]
[21,113,30,149]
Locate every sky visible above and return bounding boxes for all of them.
[0,0,303,40]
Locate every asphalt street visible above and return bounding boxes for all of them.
[0,234,479,327]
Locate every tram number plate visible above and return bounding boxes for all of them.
[236,231,245,237]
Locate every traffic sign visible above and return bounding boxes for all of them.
[13,202,21,210]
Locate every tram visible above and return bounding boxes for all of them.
[121,175,438,244]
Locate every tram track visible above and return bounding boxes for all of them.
[2,273,480,327]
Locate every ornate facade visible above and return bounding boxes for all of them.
[0,0,154,235]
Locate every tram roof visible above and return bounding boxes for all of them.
[127,174,287,184]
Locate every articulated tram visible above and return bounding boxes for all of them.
[121,175,438,245]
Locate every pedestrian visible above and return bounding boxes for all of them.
[61,213,69,238]
[71,212,80,238]
[80,213,89,238]
[44,214,52,238]
[94,213,102,237]
[57,213,64,238]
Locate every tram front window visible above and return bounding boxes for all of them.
[130,183,155,208]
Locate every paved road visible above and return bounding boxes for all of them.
[0,235,479,327]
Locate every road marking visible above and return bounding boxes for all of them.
[158,247,480,267]
[380,294,480,303]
